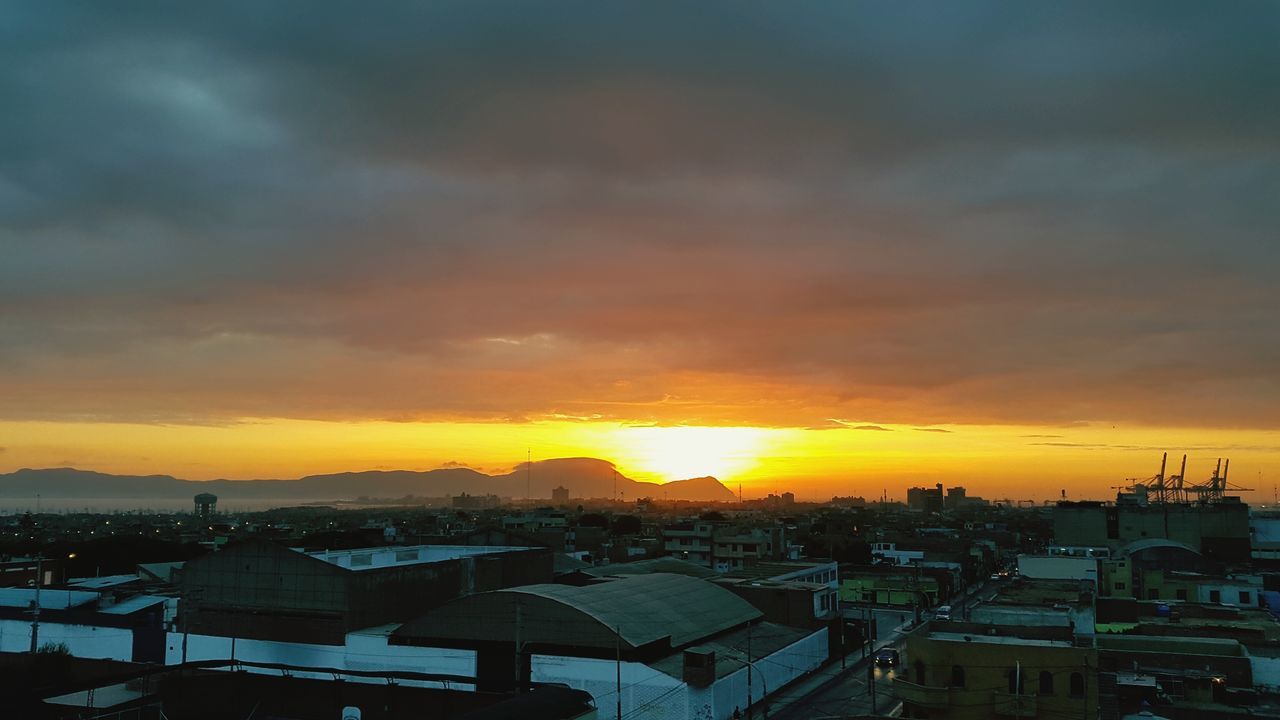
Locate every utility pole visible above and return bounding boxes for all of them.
[1015,660,1022,718]
[746,623,753,719]
[868,662,877,715]
[526,449,531,501]
[28,555,42,653]
[840,606,846,669]
[1082,659,1089,720]
[514,602,523,693]
[615,625,623,720]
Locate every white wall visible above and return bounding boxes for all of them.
[532,655,685,720]
[0,618,133,660]
[1017,554,1099,582]
[165,631,477,690]
[694,628,829,720]
[1250,651,1280,693]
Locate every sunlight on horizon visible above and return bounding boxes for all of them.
[606,425,779,485]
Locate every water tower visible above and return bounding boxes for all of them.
[194,492,218,520]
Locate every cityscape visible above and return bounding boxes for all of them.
[3,2,1279,720]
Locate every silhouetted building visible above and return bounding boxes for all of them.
[907,484,944,513]
[551,485,570,504]
[194,492,217,520]
[178,539,552,644]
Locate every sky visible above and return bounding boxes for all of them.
[2,2,1278,500]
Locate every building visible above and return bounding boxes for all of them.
[0,586,170,661]
[895,621,1097,719]
[194,492,217,520]
[392,573,830,720]
[552,485,571,504]
[662,522,715,567]
[453,493,502,510]
[178,540,552,645]
[907,484,944,514]
[1053,496,1251,563]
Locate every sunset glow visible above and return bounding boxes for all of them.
[2,4,1278,505]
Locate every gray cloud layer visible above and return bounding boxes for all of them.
[2,2,1278,427]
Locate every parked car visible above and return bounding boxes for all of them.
[874,648,900,667]
[935,605,953,621]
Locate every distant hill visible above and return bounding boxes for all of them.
[0,458,738,503]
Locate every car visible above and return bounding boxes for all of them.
[935,605,953,621]
[874,648,900,667]
[990,573,1001,580]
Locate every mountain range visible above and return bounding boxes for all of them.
[0,457,738,503]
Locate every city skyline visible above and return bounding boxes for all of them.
[3,2,1278,499]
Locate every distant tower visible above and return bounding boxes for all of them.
[194,492,218,520]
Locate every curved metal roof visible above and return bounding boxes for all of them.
[1121,538,1201,556]
[394,573,761,652]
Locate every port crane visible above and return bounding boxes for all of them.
[1112,453,1253,504]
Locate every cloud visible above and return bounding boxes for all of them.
[0,3,1277,431]
[1021,434,1065,439]
[853,425,894,432]
[915,428,952,434]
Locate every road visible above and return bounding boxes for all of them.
[762,580,998,719]
[763,611,911,720]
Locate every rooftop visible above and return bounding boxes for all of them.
[927,631,1074,648]
[505,574,760,648]
[394,573,762,652]
[304,544,530,571]
[0,587,98,610]
[100,594,167,615]
[67,574,142,590]
[582,557,718,579]
[991,578,1091,606]
[648,622,811,680]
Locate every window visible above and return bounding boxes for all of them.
[1039,671,1054,695]
[951,665,965,688]
[915,661,926,683]
[1209,590,1221,603]
[1070,672,1085,697]
[1114,582,1126,590]
[1176,589,1187,600]
[1240,591,1251,605]
[1008,669,1025,694]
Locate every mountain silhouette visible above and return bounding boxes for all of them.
[0,458,738,502]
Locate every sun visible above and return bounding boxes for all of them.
[609,425,771,484]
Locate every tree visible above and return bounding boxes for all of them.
[611,515,642,535]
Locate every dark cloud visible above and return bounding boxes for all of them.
[854,425,894,432]
[915,428,953,434]
[1,2,1278,429]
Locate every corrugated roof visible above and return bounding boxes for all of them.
[68,574,141,590]
[100,594,168,615]
[581,557,717,579]
[504,573,760,648]
[0,587,98,610]
[394,573,763,652]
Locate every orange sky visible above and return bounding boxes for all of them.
[2,418,1276,502]
[3,5,1278,503]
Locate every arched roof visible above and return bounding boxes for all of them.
[394,573,761,652]
[1121,538,1200,557]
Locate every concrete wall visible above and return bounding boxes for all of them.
[697,628,828,720]
[0,618,133,660]
[533,655,684,720]
[1017,554,1099,582]
[166,630,478,690]
[531,627,828,720]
